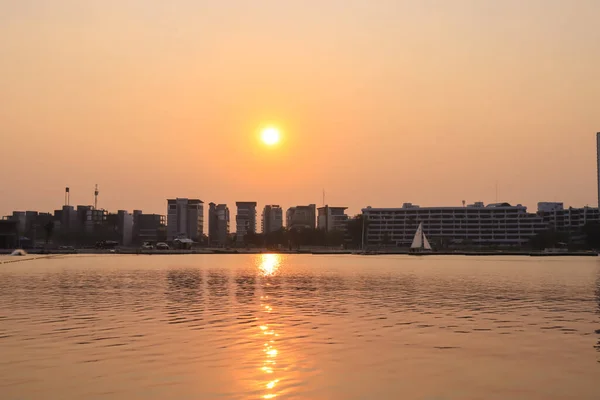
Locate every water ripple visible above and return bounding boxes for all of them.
[0,254,599,399]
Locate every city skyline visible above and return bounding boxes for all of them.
[2,185,599,223]
[1,1,599,216]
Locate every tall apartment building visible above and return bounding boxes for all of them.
[597,132,600,207]
[167,198,204,241]
[317,206,348,232]
[236,202,257,242]
[262,205,283,234]
[286,204,316,230]
[362,202,548,246]
[208,203,230,246]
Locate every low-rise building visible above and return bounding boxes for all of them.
[362,202,548,247]
[537,204,600,235]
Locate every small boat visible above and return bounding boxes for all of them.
[408,223,432,255]
[10,249,28,256]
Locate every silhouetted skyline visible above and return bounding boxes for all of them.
[1,1,599,216]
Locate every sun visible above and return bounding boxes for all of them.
[260,127,281,146]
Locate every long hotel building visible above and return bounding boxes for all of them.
[362,202,549,246]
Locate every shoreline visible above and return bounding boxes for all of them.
[1,249,598,257]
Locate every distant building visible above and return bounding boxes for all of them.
[55,205,77,232]
[597,132,600,207]
[106,210,134,246]
[0,219,18,249]
[537,204,600,236]
[76,205,107,233]
[167,198,204,241]
[118,210,134,246]
[236,202,257,242]
[262,205,283,234]
[7,211,38,235]
[317,206,348,232]
[133,211,166,243]
[362,202,548,247]
[286,204,316,230]
[208,203,230,246]
[537,202,564,213]
[6,211,55,244]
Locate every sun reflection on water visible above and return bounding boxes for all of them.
[258,254,283,399]
[258,254,281,277]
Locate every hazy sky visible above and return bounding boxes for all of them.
[1,0,599,218]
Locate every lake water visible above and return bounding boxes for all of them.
[0,254,599,399]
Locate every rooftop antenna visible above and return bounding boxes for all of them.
[94,184,99,210]
[65,187,70,206]
[462,200,466,208]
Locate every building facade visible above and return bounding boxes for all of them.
[133,211,166,244]
[208,203,230,246]
[0,219,18,249]
[106,210,134,246]
[4,211,54,245]
[286,204,316,230]
[236,202,257,242]
[317,206,348,232]
[597,132,600,207]
[537,203,600,235]
[75,205,108,233]
[362,202,548,246]
[55,205,77,233]
[117,210,134,246]
[262,205,283,234]
[167,198,204,241]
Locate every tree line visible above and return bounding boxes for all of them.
[237,215,368,249]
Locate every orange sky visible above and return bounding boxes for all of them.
[1,0,599,217]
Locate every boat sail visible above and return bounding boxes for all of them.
[409,223,432,254]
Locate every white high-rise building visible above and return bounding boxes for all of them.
[596,132,600,207]
[236,202,257,242]
[167,198,204,241]
[208,203,230,246]
[317,206,348,232]
[262,205,283,234]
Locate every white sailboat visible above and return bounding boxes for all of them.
[409,222,432,255]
